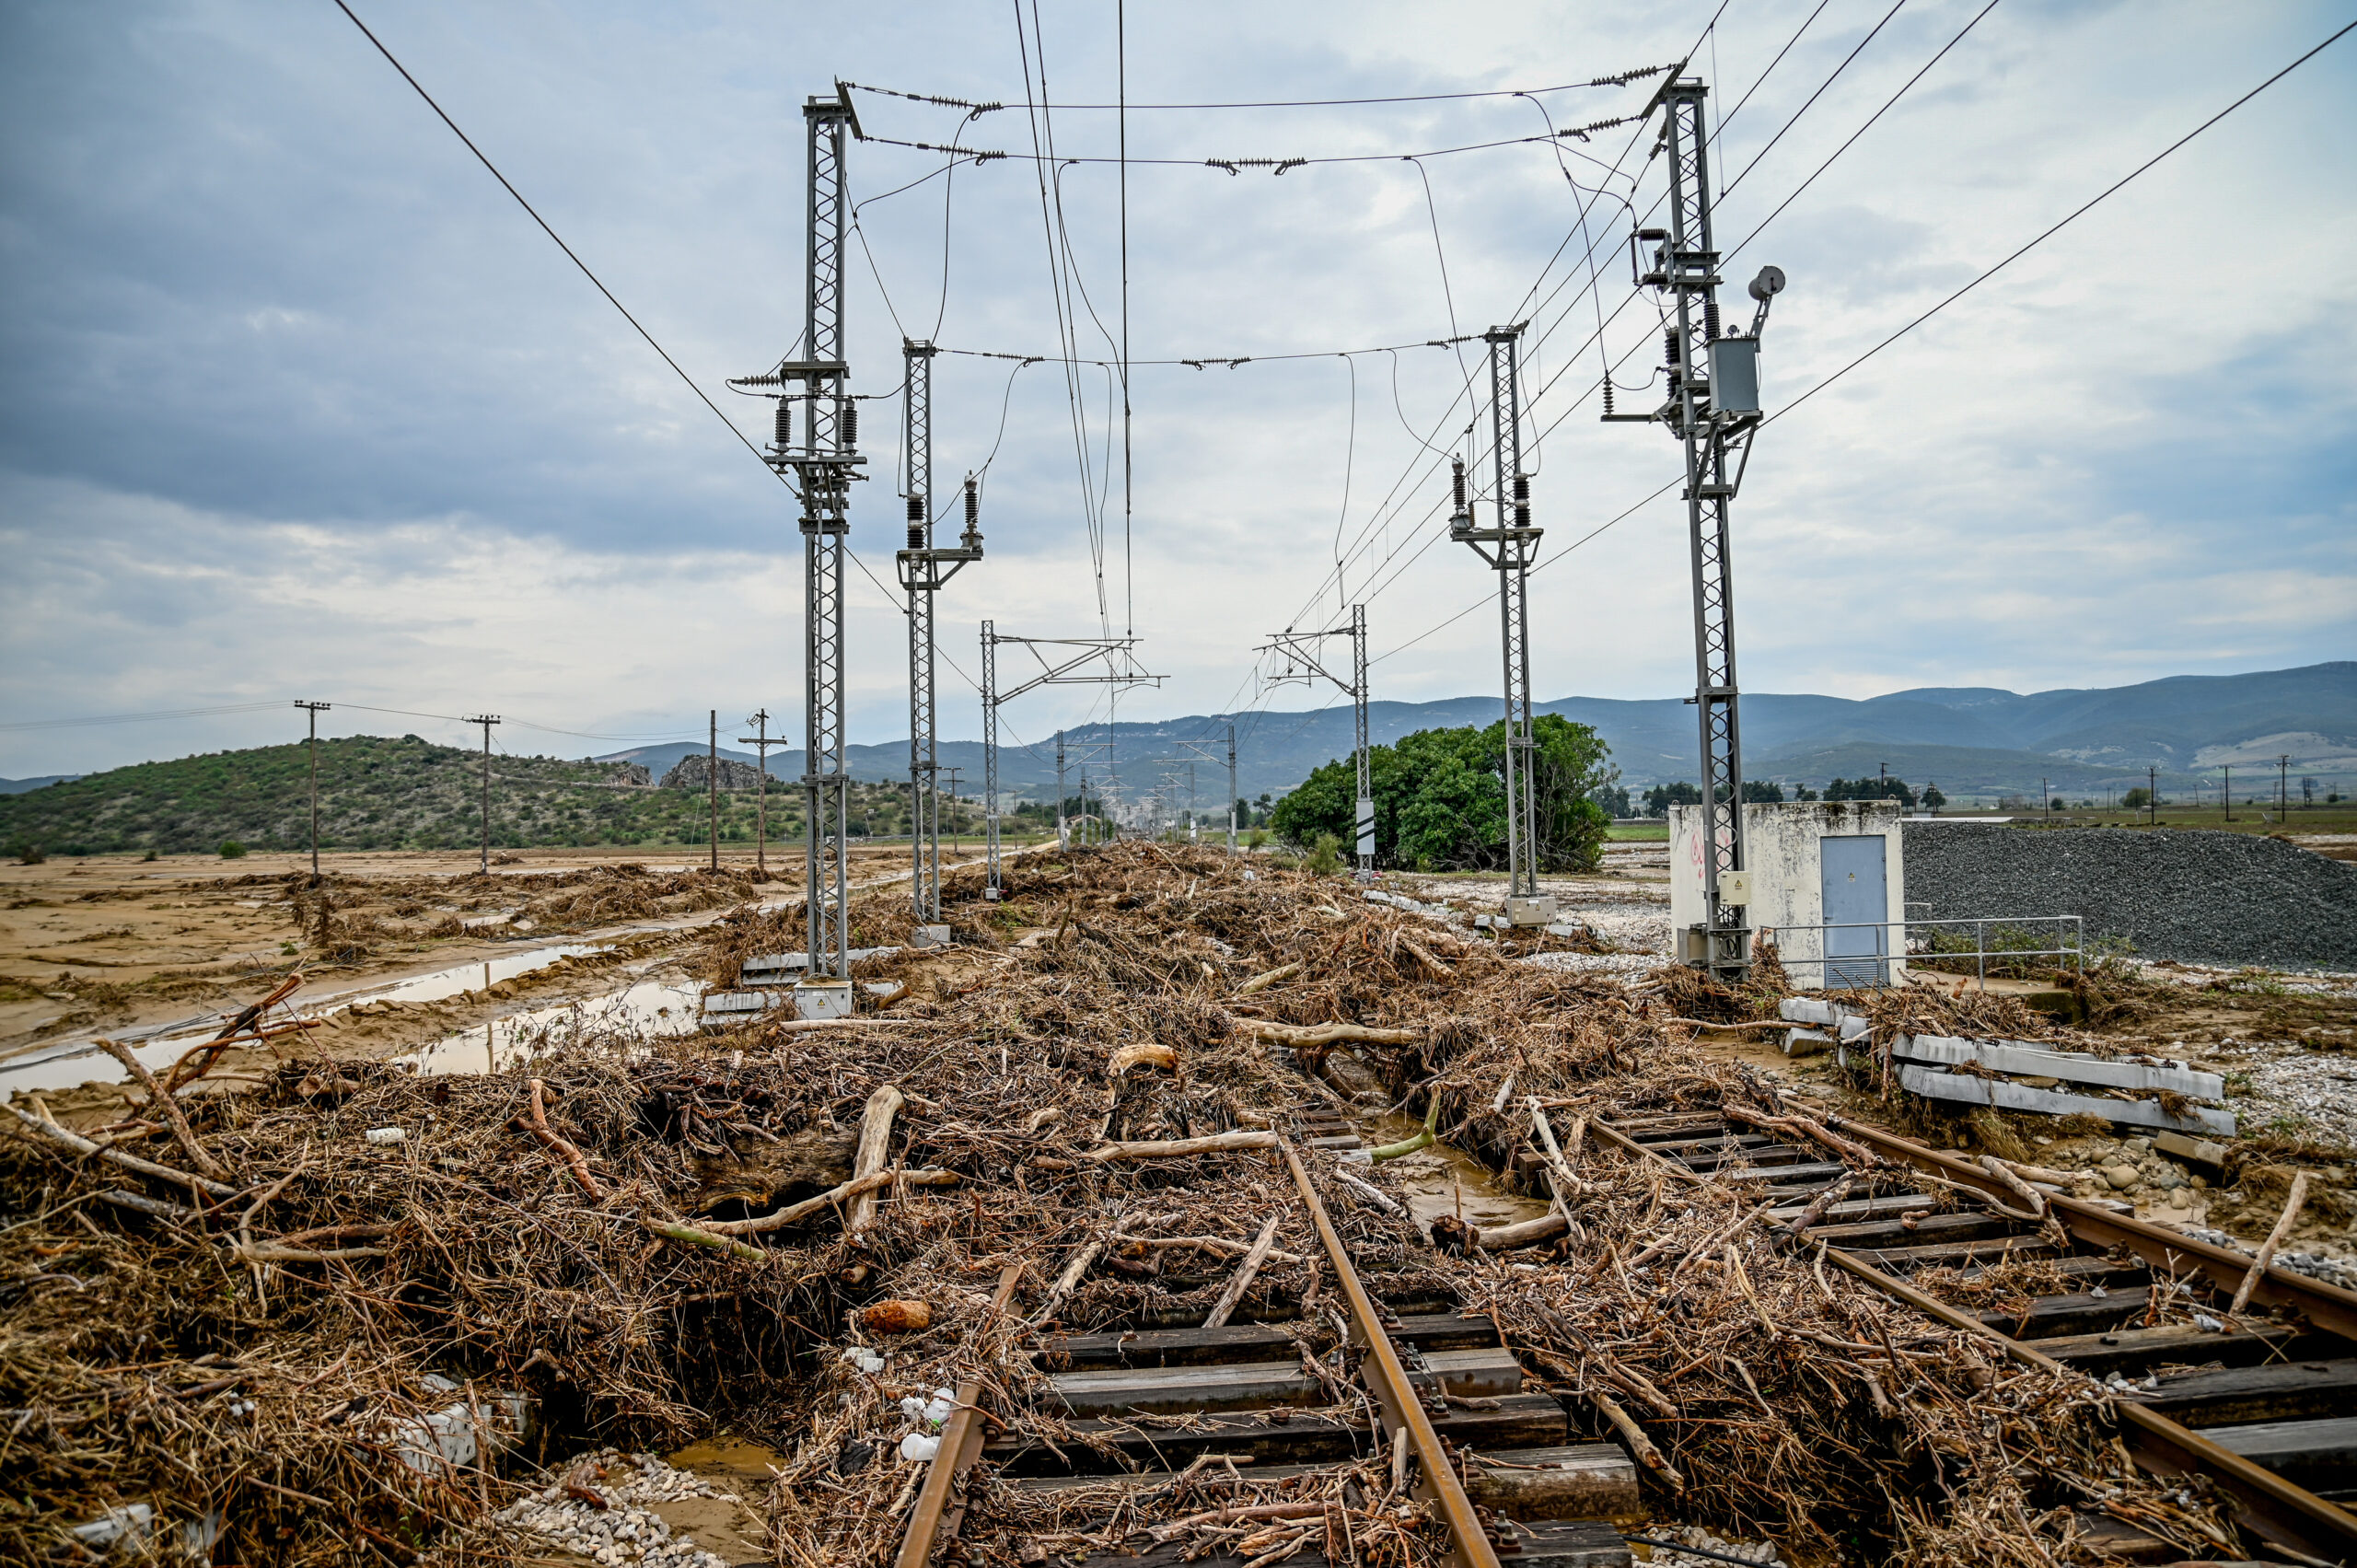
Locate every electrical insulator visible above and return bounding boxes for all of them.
[1602,378,1616,416]
[1451,459,1467,511]
[841,401,857,449]
[773,398,791,449]
[907,495,924,552]
[1514,473,1530,528]
[1664,329,1680,367]
[1703,298,1722,341]
[961,477,982,547]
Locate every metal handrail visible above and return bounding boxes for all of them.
[1762,914,2084,990]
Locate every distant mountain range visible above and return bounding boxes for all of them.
[0,774,82,796]
[598,662,2356,807]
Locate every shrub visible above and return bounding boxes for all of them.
[141,848,158,862]
[11,842,43,865]
[218,841,248,859]
[1306,832,1341,876]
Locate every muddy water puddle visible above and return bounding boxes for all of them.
[1356,1112,1551,1235]
[408,980,705,1076]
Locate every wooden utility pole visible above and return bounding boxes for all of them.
[709,710,720,873]
[2279,754,2291,822]
[2223,763,2233,823]
[738,708,781,874]
[295,701,331,880]
[2147,765,2157,829]
[465,715,501,872]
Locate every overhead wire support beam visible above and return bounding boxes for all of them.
[1618,73,1787,981]
[899,340,984,928]
[1257,609,1371,880]
[1450,327,1549,921]
[981,629,1161,897]
[737,87,866,984]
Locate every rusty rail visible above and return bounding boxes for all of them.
[1796,1096,2357,1342]
[1279,1138,1502,1568]
[1599,1109,2357,1565]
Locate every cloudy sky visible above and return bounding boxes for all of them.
[3,0,2351,779]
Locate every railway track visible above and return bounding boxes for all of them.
[893,1103,1641,1567]
[881,1067,2357,1567]
[1595,1099,2357,1566]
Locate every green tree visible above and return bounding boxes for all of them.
[1643,781,1702,814]
[1270,714,1610,873]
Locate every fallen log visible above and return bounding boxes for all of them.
[1082,1130,1279,1162]
[1471,1212,1569,1251]
[1150,1502,1329,1544]
[97,1188,202,1222]
[1583,1385,1682,1490]
[1977,1154,2048,1218]
[1235,1019,1419,1047]
[96,1039,227,1179]
[1730,1103,1879,1168]
[1399,937,1453,978]
[1233,961,1303,996]
[847,1085,904,1235]
[233,1243,391,1264]
[1133,1234,1310,1265]
[1332,1169,1409,1219]
[163,970,305,1095]
[1109,1042,1178,1075]
[5,1099,239,1201]
[1202,1212,1285,1329]
[696,1166,960,1237]
[640,1214,768,1262]
[1369,1098,1440,1163]
[525,1079,607,1202]
[2230,1170,2312,1316]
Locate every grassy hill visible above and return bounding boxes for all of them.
[0,735,957,857]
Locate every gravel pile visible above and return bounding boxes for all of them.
[2205,1040,2357,1148]
[2181,1227,2357,1289]
[495,1450,736,1567]
[1902,825,2357,969]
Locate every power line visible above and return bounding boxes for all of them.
[327,1,772,479]
[1369,14,2357,668]
[1769,13,2356,424]
[841,67,1675,113]
[1724,0,2003,263]
[855,128,1640,176]
[1720,0,1909,199]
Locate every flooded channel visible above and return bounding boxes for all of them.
[0,943,605,1096]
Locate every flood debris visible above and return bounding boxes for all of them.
[0,841,2327,1564]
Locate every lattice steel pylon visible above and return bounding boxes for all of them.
[899,339,983,927]
[1451,326,1547,913]
[1610,73,1787,981]
[1259,607,1371,879]
[981,629,1160,896]
[730,87,865,981]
